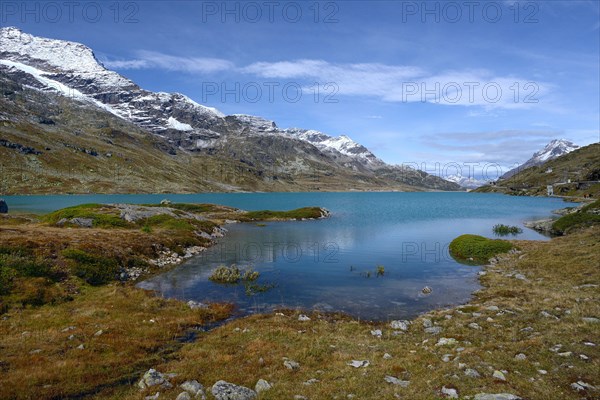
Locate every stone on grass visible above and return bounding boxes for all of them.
[255,379,272,393]
[474,394,522,400]
[514,353,527,360]
[464,368,481,378]
[176,393,191,400]
[383,353,392,359]
[371,329,382,337]
[390,320,410,331]
[284,360,300,370]
[441,386,459,398]
[571,381,597,392]
[435,337,458,347]
[468,323,482,330]
[138,369,170,390]
[425,326,443,335]
[493,370,507,381]
[298,314,311,321]
[384,376,410,387]
[582,317,600,324]
[180,380,205,398]
[347,360,370,368]
[211,380,257,400]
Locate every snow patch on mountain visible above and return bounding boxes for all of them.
[500,139,580,179]
[0,59,122,118]
[167,117,193,131]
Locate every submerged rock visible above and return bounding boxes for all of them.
[0,199,7,213]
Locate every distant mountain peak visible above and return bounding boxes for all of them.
[501,139,580,179]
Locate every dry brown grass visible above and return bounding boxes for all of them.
[0,221,598,399]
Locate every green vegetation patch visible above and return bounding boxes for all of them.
[492,224,523,236]
[0,246,62,296]
[62,248,120,286]
[449,234,515,264]
[209,265,260,284]
[242,207,325,221]
[43,204,130,229]
[552,200,600,235]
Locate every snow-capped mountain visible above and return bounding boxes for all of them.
[0,27,460,191]
[445,175,489,189]
[500,139,580,179]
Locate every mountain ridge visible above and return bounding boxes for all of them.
[500,139,580,180]
[0,27,460,193]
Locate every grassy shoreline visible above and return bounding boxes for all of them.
[1,203,598,399]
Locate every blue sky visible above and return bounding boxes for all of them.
[4,0,600,178]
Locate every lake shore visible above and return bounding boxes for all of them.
[0,202,598,399]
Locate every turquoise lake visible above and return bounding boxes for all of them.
[4,192,568,320]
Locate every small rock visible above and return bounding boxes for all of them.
[468,323,482,330]
[188,300,208,310]
[473,394,522,400]
[77,344,85,350]
[486,306,500,311]
[138,369,169,390]
[464,368,481,378]
[582,317,600,323]
[176,393,191,400]
[537,370,547,375]
[180,380,205,398]
[293,396,307,400]
[383,353,392,359]
[303,378,319,385]
[425,326,443,335]
[284,360,300,370]
[422,318,433,328]
[255,379,272,393]
[514,274,527,280]
[441,386,459,398]
[540,311,558,319]
[145,393,160,400]
[371,329,382,337]
[384,376,410,387]
[514,353,527,360]
[520,327,533,332]
[558,351,572,357]
[436,337,458,347]
[579,354,589,360]
[442,354,452,363]
[390,320,410,331]
[211,380,257,400]
[0,199,7,214]
[94,330,103,337]
[571,381,597,392]
[347,360,370,368]
[421,286,432,294]
[61,326,76,332]
[493,370,506,381]
[298,314,311,322]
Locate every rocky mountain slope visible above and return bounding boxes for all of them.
[476,143,600,197]
[500,139,580,180]
[0,27,459,194]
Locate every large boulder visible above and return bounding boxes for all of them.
[0,199,7,214]
[211,380,257,400]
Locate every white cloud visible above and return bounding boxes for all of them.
[103,53,551,109]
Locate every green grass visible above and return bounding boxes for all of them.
[62,248,120,286]
[449,234,514,264]
[492,224,523,236]
[209,265,260,285]
[242,207,325,221]
[552,200,600,235]
[145,203,222,213]
[43,204,130,229]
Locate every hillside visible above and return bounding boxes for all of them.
[0,27,459,194]
[475,143,600,198]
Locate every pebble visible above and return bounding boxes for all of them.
[347,360,370,368]
[284,360,300,370]
[384,376,410,387]
[255,379,272,393]
[493,370,507,381]
[383,353,392,359]
[442,354,452,363]
[371,329,382,337]
[441,386,459,398]
[435,337,458,347]
[514,353,527,360]
[298,315,311,322]
[390,320,410,331]
[303,378,319,385]
[468,323,482,330]
[464,368,481,378]
[537,370,547,375]
[579,354,589,360]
